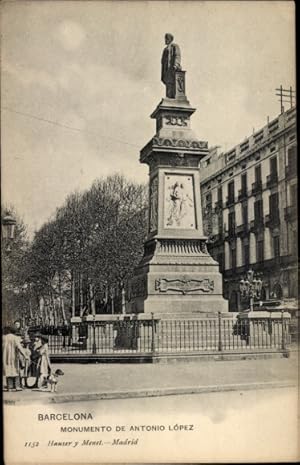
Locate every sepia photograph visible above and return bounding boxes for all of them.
[1,0,298,463]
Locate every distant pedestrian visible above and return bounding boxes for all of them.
[13,320,22,337]
[62,321,71,348]
[3,326,30,392]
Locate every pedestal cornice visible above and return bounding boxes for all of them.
[140,137,208,163]
[151,97,195,118]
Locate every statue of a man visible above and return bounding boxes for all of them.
[161,33,181,98]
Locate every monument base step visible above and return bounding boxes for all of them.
[141,311,236,320]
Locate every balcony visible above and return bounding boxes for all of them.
[266,173,278,189]
[265,213,280,228]
[251,181,262,195]
[284,205,297,222]
[238,189,248,201]
[225,196,235,207]
[214,200,223,211]
[224,225,236,239]
[250,218,264,232]
[236,223,249,236]
[285,164,297,181]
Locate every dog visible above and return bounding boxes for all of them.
[47,369,64,392]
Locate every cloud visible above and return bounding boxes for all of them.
[56,20,86,51]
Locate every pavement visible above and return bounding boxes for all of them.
[3,350,298,405]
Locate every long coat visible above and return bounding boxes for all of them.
[37,344,51,376]
[19,348,31,377]
[3,333,28,378]
[161,43,181,84]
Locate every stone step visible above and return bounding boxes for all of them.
[144,312,237,320]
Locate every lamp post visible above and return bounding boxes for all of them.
[92,312,97,355]
[2,211,16,251]
[239,269,263,312]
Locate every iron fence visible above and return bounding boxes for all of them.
[45,313,291,356]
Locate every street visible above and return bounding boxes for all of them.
[3,352,298,404]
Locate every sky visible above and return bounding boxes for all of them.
[1,0,295,236]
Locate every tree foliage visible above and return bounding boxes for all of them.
[26,174,148,319]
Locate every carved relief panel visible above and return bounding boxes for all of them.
[164,174,196,229]
[155,277,214,294]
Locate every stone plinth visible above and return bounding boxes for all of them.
[238,311,291,320]
[128,238,228,314]
[128,71,228,315]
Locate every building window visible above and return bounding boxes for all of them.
[269,193,279,222]
[254,199,263,224]
[230,244,237,269]
[273,236,280,258]
[227,181,235,204]
[256,238,264,263]
[255,165,262,184]
[240,140,249,152]
[291,228,298,257]
[290,184,298,207]
[228,211,236,234]
[243,240,250,266]
[227,150,236,163]
[270,156,278,178]
[287,146,297,169]
[241,173,247,195]
[242,203,248,225]
[217,186,223,204]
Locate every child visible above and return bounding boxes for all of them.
[37,335,51,390]
[19,337,32,389]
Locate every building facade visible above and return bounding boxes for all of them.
[200,106,297,311]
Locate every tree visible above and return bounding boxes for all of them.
[26,174,148,319]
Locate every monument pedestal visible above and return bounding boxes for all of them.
[129,238,228,314]
[128,70,228,315]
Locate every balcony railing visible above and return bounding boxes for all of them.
[236,224,249,236]
[284,205,297,222]
[226,196,235,207]
[238,189,248,201]
[224,226,236,239]
[214,200,223,210]
[266,173,278,188]
[285,165,297,181]
[250,218,264,232]
[252,181,262,195]
[265,213,280,228]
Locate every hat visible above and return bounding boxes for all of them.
[41,335,49,343]
[23,336,31,344]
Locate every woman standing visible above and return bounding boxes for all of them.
[3,326,30,392]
